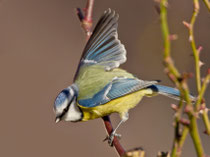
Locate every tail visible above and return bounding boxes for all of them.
[149,85,196,102]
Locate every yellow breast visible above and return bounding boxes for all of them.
[79,89,152,121]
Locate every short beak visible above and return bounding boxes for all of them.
[55,117,61,123]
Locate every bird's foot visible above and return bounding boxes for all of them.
[103,132,121,146]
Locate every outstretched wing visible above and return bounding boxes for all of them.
[78,77,158,107]
[74,9,126,80]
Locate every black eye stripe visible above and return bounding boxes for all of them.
[59,96,75,119]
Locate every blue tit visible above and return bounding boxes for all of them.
[53,9,195,145]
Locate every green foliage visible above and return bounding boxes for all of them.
[159,0,210,156]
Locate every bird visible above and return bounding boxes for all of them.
[53,9,194,146]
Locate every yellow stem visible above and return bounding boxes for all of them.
[202,0,210,11]
[189,0,201,95]
[189,116,204,156]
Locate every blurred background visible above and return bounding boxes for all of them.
[0,0,209,156]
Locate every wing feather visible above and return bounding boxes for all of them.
[74,9,126,81]
[78,77,158,107]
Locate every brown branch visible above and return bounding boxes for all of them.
[76,0,94,40]
[84,0,94,23]
[102,116,126,156]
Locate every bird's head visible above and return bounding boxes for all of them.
[53,84,82,123]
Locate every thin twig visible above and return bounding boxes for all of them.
[171,100,189,157]
[159,1,191,155]
[84,0,94,24]
[196,72,210,110]
[184,0,201,98]
[76,0,94,40]
[202,0,210,11]
[159,0,180,79]
[184,1,207,156]
[159,1,189,156]
[185,0,208,156]
[201,105,210,135]
[171,126,189,157]
[188,115,204,157]
[178,126,189,150]
[186,0,210,140]
[159,0,206,156]
[199,71,210,135]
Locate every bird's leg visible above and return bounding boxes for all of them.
[105,112,129,146]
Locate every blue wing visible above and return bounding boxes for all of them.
[74,9,126,80]
[78,77,158,107]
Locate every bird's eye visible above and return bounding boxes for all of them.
[63,107,68,113]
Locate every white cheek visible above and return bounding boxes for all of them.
[63,100,82,122]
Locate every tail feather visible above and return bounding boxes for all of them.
[149,85,196,102]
